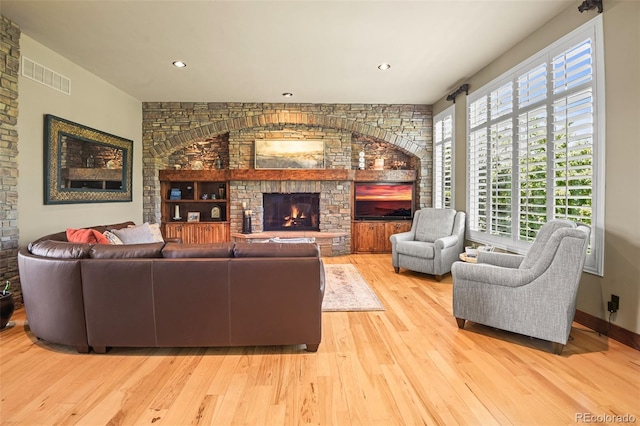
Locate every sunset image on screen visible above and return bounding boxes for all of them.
[354,183,413,219]
[355,184,413,201]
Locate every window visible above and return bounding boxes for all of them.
[434,105,454,208]
[466,17,604,275]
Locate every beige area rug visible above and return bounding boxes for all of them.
[322,264,385,312]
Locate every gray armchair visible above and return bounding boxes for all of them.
[390,208,465,281]
[452,219,590,354]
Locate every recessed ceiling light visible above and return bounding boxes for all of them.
[282,92,293,97]
[172,60,187,68]
[378,63,391,70]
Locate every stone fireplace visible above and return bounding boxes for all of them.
[229,177,352,255]
[142,103,433,255]
[263,193,320,231]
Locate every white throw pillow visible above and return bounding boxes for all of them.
[103,230,124,245]
[111,223,159,244]
[147,223,165,243]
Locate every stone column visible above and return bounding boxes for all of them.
[0,17,21,304]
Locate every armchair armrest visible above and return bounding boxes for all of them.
[390,231,414,244]
[477,251,524,269]
[435,235,458,250]
[452,262,535,287]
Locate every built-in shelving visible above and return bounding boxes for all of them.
[159,170,230,243]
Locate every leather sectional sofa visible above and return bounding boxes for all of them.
[17,222,325,353]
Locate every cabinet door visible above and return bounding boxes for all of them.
[163,222,230,244]
[164,223,183,241]
[208,223,230,242]
[384,222,412,252]
[353,222,385,253]
[187,223,230,244]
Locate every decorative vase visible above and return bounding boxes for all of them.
[0,293,15,329]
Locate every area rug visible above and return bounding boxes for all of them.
[322,264,385,312]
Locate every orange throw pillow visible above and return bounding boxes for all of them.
[66,228,110,244]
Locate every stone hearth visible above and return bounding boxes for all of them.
[231,231,348,257]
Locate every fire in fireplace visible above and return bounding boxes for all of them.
[263,193,320,231]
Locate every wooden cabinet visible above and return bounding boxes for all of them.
[164,222,230,244]
[353,222,382,253]
[352,220,412,253]
[159,170,230,243]
[384,221,412,252]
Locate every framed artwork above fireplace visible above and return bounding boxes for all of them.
[254,140,324,169]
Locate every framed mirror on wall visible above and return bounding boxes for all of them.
[44,114,133,204]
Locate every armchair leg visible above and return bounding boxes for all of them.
[552,342,564,355]
[455,318,466,329]
[394,267,399,273]
[435,274,443,282]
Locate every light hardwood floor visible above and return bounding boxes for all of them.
[1,254,639,425]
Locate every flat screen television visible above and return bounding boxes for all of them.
[354,182,414,220]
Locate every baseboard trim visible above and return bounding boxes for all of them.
[574,309,640,351]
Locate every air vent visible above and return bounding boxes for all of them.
[22,57,71,95]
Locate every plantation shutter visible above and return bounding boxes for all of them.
[517,63,548,242]
[551,39,594,228]
[466,18,603,275]
[468,97,488,232]
[434,107,454,209]
[518,105,548,242]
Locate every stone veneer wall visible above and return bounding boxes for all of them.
[142,103,432,253]
[229,126,353,239]
[0,17,21,302]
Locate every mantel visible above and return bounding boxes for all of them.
[159,169,416,182]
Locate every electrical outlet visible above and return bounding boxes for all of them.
[608,294,620,313]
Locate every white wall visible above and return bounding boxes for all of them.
[17,35,143,245]
[433,1,640,335]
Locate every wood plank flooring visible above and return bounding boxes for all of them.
[1,254,639,425]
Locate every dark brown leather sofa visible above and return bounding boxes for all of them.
[17,223,325,354]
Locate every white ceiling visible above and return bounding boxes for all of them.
[1,0,576,104]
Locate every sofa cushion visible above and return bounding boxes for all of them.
[110,223,163,244]
[233,242,320,258]
[162,242,234,258]
[29,240,92,259]
[414,208,457,242]
[89,242,165,259]
[66,228,110,245]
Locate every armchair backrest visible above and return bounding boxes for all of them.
[519,219,590,274]
[413,208,458,242]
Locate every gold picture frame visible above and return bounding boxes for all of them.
[44,114,133,204]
